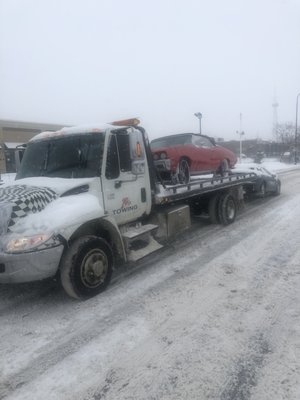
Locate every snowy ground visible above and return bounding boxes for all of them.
[1,169,300,399]
[240,158,300,173]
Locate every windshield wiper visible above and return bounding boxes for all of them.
[40,143,51,174]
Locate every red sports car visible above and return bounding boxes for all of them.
[151,133,237,184]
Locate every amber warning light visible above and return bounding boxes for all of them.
[110,118,140,127]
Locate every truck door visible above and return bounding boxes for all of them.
[101,128,152,225]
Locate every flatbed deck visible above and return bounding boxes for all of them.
[154,173,256,204]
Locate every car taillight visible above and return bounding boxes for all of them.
[160,152,167,160]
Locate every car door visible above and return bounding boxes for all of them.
[192,135,215,173]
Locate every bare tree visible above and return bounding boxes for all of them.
[275,122,295,144]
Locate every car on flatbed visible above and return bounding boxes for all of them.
[151,133,237,184]
[234,164,281,197]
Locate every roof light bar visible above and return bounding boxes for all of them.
[110,118,140,127]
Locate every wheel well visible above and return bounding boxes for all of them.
[179,157,191,166]
[69,220,111,245]
[66,218,126,262]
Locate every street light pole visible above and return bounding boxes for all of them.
[236,130,244,162]
[194,112,202,134]
[295,93,300,165]
[236,113,245,163]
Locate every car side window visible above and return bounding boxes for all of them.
[201,137,213,147]
[193,136,213,148]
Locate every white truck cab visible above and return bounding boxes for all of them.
[0,120,158,298]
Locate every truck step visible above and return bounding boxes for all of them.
[121,223,162,261]
[127,236,163,262]
[121,223,158,241]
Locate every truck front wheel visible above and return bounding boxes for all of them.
[60,236,113,299]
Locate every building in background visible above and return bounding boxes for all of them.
[0,120,66,173]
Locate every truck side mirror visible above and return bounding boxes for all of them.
[15,148,25,172]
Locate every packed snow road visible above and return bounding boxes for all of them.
[1,169,300,400]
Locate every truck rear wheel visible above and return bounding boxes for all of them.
[60,236,113,299]
[218,193,237,225]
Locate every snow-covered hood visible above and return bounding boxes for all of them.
[4,177,95,196]
[0,177,101,235]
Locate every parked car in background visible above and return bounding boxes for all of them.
[151,133,237,184]
[234,164,281,197]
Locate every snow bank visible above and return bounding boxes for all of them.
[235,159,300,174]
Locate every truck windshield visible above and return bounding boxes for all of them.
[16,133,105,179]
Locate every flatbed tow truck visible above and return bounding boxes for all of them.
[0,119,255,299]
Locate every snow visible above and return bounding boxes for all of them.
[0,173,16,185]
[30,124,118,142]
[237,158,300,173]
[10,193,103,236]
[2,176,95,195]
[4,142,25,149]
[1,166,300,399]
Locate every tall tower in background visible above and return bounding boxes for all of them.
[272,95,279,141]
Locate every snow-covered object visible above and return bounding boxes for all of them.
[0,185,58,232]
[30,124,119,142]
[234,163,276,177]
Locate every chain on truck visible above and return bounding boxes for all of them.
[0,119,256,299]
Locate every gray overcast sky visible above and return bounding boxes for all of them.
[0,0,300,140]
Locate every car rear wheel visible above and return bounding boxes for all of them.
[177,159,190,184]
[258,182,266,198]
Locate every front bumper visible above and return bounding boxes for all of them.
[154,159,172,172]
[0,244,64,283]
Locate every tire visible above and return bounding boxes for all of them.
[208,193,222,224]
[218,159,229,177]
[258,182,266,198]
[177,159,190,184]
[60,236,113,299]
[218,193,237,225]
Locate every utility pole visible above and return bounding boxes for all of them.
[0,126,5,181]
[295,93,300,164]
[237,113,245,163]
[272,95,279,141]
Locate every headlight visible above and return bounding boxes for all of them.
[153,153,159,160]
[160,152,167,160]
[4,233,61,254]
